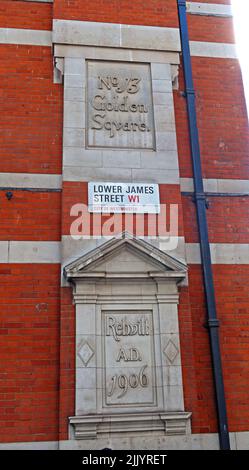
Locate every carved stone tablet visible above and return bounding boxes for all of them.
[103,311,156,407]
[87,61,155,149]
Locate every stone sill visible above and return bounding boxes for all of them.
[69,412,192,440]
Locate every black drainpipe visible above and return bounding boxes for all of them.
[177,0,230,450]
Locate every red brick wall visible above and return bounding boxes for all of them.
[192,58,249,180]
[59,287,75,441]
[53,0,178,27]
[182,196,249,244]
[0,191,61,241]
[188,17,235,43]
[175,58,249,180]
[184,264,249,433]
[178,285,203,433]
[0,45,63,174]
[215,265,249,431]
[0,0,52,30]
[181,267,218,433]
[0,0,63,442]
[0,264,60,443]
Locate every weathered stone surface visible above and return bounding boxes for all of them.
[64,235,189,438]
[103,310,156,407]
[87,61,155,149]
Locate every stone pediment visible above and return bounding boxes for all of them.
[64,233,191,440]
[64,233,187,282]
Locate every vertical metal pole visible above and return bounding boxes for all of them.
[177,0,230,450]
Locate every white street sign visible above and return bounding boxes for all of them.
[88,182,160,213]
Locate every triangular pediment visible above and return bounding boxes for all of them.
[64,233,187,281]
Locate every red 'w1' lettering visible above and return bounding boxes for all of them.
[128,195,140,203]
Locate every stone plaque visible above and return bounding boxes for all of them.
[102,311,156,407]
[87,61,155,149]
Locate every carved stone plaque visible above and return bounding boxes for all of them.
[102,311,156,407]
[87,61,155,149]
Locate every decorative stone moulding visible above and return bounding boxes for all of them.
[64,233,191,441]
[53,20,181,52]
[55,14,190,444]
[69,412,192,440]
[53,18,182,185]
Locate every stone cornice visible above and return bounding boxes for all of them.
[53,19,181,52]
[69,412,192,439]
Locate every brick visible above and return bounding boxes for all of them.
[0,1,52,31]
[188,16,235,44]
[0,264,60,443]
[0,45,63,174]
[175,58,249,180]
[0,191,61,241]
[53,0,178,27]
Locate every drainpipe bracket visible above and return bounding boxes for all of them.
[186,87,195,96]
[208,318,220,328]
[203,318,220,329]
[192,192,210,209]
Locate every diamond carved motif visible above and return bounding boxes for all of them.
[78,341,95,367]
[164,340,179,364]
